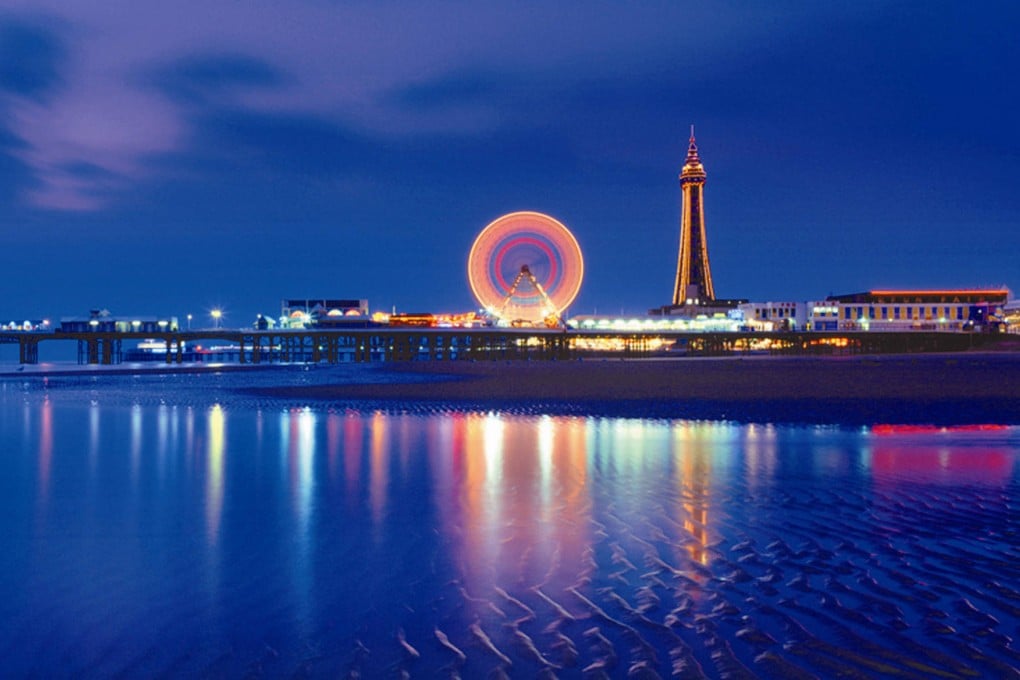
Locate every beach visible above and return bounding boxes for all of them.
[4,352,1018,423]
[243,352,1020,423]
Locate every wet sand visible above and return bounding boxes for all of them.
[247,353,1020,423]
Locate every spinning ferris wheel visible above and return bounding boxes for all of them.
[467,211,584,325]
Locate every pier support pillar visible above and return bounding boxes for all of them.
[18,338,39,364]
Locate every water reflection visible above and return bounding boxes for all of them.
[676,424,712,568]
[870,424,1015,485]
[2,389,1018,677]
[369,411,393,530]
[343,411,363,504]
[130,404,142,484]
[88,401,99,473]
[205,404,225,546]
[37,397,52,503]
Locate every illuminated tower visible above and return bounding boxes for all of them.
[672,126,715,306]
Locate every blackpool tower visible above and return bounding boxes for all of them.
[671,126,715,306]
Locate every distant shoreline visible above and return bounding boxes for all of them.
[4,353,1019,424]
[240,352,1020,424]
[0,361,294,378]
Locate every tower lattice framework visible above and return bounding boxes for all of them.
[672,127,715,305]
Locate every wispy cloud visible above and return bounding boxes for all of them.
[0,1,850,211]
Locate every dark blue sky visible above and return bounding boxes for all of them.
[0,1,1017,325]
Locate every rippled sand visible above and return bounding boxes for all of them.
[244,353,1020,424]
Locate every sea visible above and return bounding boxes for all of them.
[1,365,1018,678]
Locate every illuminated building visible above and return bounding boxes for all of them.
[280,298,369,328]
[59,309,178,333]
[738,301,806,331]
[1003,299,1020,332]
[672,127,715,306]
[824,289,1010,331]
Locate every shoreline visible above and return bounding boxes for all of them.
[243,353,1020,424]
[5,353,1019,424]
[0,361,296,378]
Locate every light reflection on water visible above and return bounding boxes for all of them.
[1,390,1018,678]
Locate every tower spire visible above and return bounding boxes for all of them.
[685,124,701,165]
[672,126,715,306]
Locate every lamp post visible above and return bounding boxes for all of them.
[211,309,222,329]
[187,314,192,330]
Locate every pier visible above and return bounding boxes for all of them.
[0,327,994,366]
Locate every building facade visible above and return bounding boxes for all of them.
[280,299,369,328]
[60,309,178,333]
[739,301,808,331]
[818,289,1010,332]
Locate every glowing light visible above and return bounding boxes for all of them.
[870,288,1009,297]
[206,404,225,545]
[468,211,584,324]
[211,309,223,329]
[482,413,504,486]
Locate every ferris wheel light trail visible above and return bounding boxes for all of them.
[468,211,584,324]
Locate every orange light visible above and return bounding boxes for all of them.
[869,289,1009,296]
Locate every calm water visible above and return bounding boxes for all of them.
[1,369,1018,678]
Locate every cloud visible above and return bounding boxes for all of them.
[0,19,65,97]
[0,1,862,211]
[7,77,185,209]
[148,54,287,106]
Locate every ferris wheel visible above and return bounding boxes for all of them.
[467,211,584,324]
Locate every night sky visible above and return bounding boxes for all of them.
[1,2,1017,327]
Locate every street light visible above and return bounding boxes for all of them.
[211,309,222,329]
[187,314,192,330]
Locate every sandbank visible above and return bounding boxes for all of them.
[247,353,1020,424]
